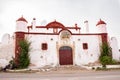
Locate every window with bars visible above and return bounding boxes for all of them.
[41,43,48,50]
[83,43,88,50]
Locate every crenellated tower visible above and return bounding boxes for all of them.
[16,16,28,32]
[15,16,28,64]
[96,19,108,43]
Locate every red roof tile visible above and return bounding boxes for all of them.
[46,20,65,29]
[96,19,106,26]
[17,16,28,23]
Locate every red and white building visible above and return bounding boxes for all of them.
[0,16,120,68]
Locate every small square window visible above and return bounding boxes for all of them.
[83,43,88,49]
[41,43,48,50]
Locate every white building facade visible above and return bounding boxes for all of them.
[0,16,120,68]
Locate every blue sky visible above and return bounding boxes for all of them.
[0,0,120,47]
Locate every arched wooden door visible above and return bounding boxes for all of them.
[59,46,73,65]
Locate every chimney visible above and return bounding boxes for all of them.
[75,23,78,30]
[84,20,89,33]
[32,18,36,29]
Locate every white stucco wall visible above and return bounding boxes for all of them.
[16,21,28,32]
[26,34,58,68]
[26,31,102,68]
[110,37,120,61]
[74,35,101,65]
[0,34,15,68]
[29,28,80,34]
[1,18,120,69]
[96,24,107,33]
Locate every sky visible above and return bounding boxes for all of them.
[0,0,120,47]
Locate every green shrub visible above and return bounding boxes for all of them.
[100,42,112,58]
[9,58,17,69]
[100,56,112,65]
[99,42,112,66]
[111,59,117,64]
[96,67,101,70]
[18,39,31,69]
[111,59,120,65]
[96,66,107,71]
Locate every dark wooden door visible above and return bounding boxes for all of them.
[59,46,73,65]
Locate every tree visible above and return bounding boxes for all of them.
[99,42,112,66]
[100,42,112,57]
[18,39,31,69]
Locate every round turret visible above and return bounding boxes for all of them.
[16,16,28,32]
[96,19,107,33]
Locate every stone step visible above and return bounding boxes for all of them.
[36,65,88,72]
[50,65,87,71]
